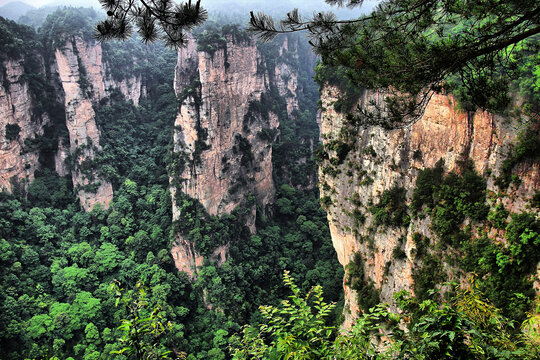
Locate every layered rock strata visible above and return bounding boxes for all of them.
[53,36,146,210]
[0,32,146,210]
[54,38,113,210]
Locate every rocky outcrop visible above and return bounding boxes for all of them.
[0,58,49,191]
[273,36,299,117]
[54,38,113,211]
[52,36,148,210]
[170,34,302,277]
[173,37,276,218]
[319,87,539,327]
[0,28,147,210]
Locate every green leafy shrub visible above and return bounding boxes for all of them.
[345,252,380,312]
[370,185,409,228]
[232,273,540,359]
[495,124,540,189]
[487,203,509,229]
[413,161,489,245]
[4,123,20,141]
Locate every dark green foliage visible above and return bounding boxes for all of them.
[392,237,407,260]
[4,123,20,141]
[256,128,277,142]
[234,273,540,359]
[235,135,254,167]
[194,23,250,63]
[0,17,41,60]
[351,208,365,227]
[532,191,540,208]
[40,7,98,46]
[346,252,380,312]
[362,145,376,157]
[370,186,409,228]
[413,149,422,161]
[0,179,184,360]
[173,191,248,257]
[0,17,60,127]
[460,212,540,322]
[196,26,227,54]
[326,140,352,165]
[413,161,489,245]
[495,124,540,189]
[0,20,192,359]
[411,159,444,212]
[514,39,540,114]
[221,24,251,45]
[95,0,207,48]
[27,169,75,208]
[487,203,509,229]
[412,233,429,260]
[314,62,364,113]
[174,182,344,327]
[256,0,540,125]
[256,34,320,189]
[412,253,444,301]
[102,39,177,83]
[75,49,92,97]
[94,42,177,189]
[110,281,172,359]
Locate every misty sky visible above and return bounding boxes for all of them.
[2,0,378,15]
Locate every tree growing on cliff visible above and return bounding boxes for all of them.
[96,0,539,125]
[249,0,540,126]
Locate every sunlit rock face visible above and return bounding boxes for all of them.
[319,87,539,327]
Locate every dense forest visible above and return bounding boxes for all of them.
[0,1,539,359]
[0,7,344,359]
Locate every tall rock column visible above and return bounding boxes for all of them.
[54,38,113,211]
[0,58,49,191]
[170,35,284,277]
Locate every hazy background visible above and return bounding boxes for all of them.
[0,0,378,24]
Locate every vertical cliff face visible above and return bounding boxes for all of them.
[0,57,49,191]
[174,37,276,218]
[0,18,147,210]
[170,33,302,277]
[319,87,539,326]
[52,36,147,210]
[273,36,299,117]
[54,37,113,211]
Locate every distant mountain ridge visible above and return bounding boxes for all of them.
[0,1,34,20]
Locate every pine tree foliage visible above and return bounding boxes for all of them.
[95,0,207,48]
[250,0,540,126]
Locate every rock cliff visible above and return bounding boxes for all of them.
[0,57,49,191]
[54,37,113,210]
[319,87,539,327]
[170,33,301,277]
[54,37,148,211]
[0,22,147,210]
